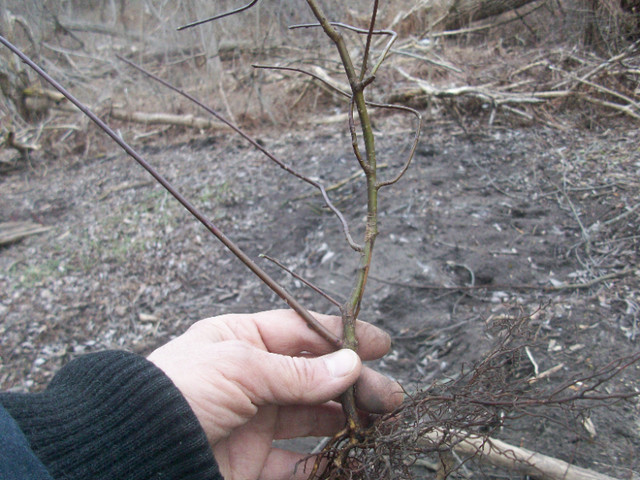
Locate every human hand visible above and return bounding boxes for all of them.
[147,309,402,480]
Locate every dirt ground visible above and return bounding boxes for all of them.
[1,102,639,477]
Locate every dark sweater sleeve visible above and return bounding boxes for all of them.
[0,351,222,480]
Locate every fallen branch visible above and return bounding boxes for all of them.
[396,68,566,107]
[0,221,52,246]
[392,41,640,125]
[108,109,226,130]
[548,63,640,120]
[58,20,146,43]
[389,47,463,73]
[552,40,640,90]
[5,131,40,157]
[429,0,547,37]
[603,202,640,226]
[528,363,565,385]
[419,429,620,480]
[51,98,228,131]
[581,95,640,121]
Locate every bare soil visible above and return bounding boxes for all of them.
[1,113,639,477]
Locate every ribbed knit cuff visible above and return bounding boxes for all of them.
[0,351,222,480]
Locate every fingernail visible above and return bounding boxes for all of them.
[324,349,359,378]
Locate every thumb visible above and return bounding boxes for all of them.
[246,348,362,406]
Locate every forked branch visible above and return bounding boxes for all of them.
[289,20,397,77]
[252,64,422,187]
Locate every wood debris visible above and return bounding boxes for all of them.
[0,221,52,246]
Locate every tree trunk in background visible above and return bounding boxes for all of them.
[620,0,640,40]
[583,0,639,53]
[444,0,538,29]
[583,0,606,53]
[0,0,32,121]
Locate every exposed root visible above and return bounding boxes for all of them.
[311,313,639,480]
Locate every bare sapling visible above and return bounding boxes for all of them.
[168,3,423,474]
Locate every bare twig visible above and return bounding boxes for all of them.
[253,64,350,97]
[389,47,463,73]
[177,0,259,31]
[360,0,379,79]
[603,202,640,226]
[259,254,343,308]
[252,64,421,189]
[289,21,397,76]
[117,56,364,253]
[349,97,369,173]
[524,346,539,376]
[528,363,565,385]
[288,163,389,202]
[374,103,421,189]
[552,40,640,90]
[581,95,640,121]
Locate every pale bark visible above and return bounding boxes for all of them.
[444,0,538,29]
[108,109,225,130]
[0,221,52,246]
[419,429,623,480]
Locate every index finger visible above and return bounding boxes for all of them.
[210,309,391,360]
